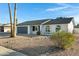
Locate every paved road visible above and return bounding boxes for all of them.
[0,46,26,56]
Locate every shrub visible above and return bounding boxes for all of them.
[51,31,75,50]
[37,31,40,35]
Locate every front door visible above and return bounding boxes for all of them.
[32,26,40,35]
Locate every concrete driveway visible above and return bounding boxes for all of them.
[0,46,26,56]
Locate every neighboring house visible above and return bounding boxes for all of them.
[0,24,11,32]
[74,25,79,34]
[17,17,75,35]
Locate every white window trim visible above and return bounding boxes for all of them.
[45,25,50,34]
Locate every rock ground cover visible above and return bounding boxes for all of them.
[0,33,78,56]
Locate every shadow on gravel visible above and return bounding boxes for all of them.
[17,46,64,56]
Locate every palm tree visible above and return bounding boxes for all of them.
[8,3,13,37]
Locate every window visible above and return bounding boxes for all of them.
[56,25,61,32]
[46,26,50,32]
[32,26,37,31]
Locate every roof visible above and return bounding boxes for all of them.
[17,17,73,26]
[44,17,73,25]
[0,23,12,27]
[17,19,50,25]
[2,23,11,27]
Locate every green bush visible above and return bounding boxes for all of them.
[51,31,75,50]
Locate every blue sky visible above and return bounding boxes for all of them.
[0,3,79,24]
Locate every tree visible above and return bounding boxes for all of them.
[13,3,16,37]
[8,3,13,37]
[8,3,17,37]
[16,18,18,24]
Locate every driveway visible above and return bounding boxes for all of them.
[0,46,26,56]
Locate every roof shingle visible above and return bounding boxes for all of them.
[44,17,73,25]
[17,19,50,25]
[17,17,73,26]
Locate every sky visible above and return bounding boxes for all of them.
[0,3,79,24]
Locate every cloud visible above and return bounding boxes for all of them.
[57,3,79,9]
[57,3,71,7]
[46,3,70,12]
[46,3,79,12]
[45,3,79,24]
[46,6,68,12]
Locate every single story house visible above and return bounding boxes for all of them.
[74,25,79,34]
[0,23,11,32]
[17,17,75,35]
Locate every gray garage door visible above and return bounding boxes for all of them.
[17,27,28,34]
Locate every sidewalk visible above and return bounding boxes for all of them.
[0,46,26,56]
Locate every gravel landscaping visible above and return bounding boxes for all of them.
[0,33,53,56]
[0,33,79,56]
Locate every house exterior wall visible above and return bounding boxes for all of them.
[74,28,79,34]
[4,26,11,32]
[40,24,68,35]
[17,25,40,35]
[28,25,31,34]
[17,25,28,34]
[17,21,74,35]
[68,21,74,33]
[17,25,32,34]
[0,26,2,32]
[51,24,68,33]
[32,25,39,35]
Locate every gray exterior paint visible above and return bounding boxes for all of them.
[17,27,28,34]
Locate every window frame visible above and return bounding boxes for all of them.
[56,25,61,32]
[32,26,37,31]
[45,25,50,33]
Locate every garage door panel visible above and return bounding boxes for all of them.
[17,27,27,34]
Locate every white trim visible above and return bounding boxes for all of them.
[28,25,31,34]
[41,20,51,25]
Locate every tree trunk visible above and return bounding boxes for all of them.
[13,3,16,37]
[8,3,13,37]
